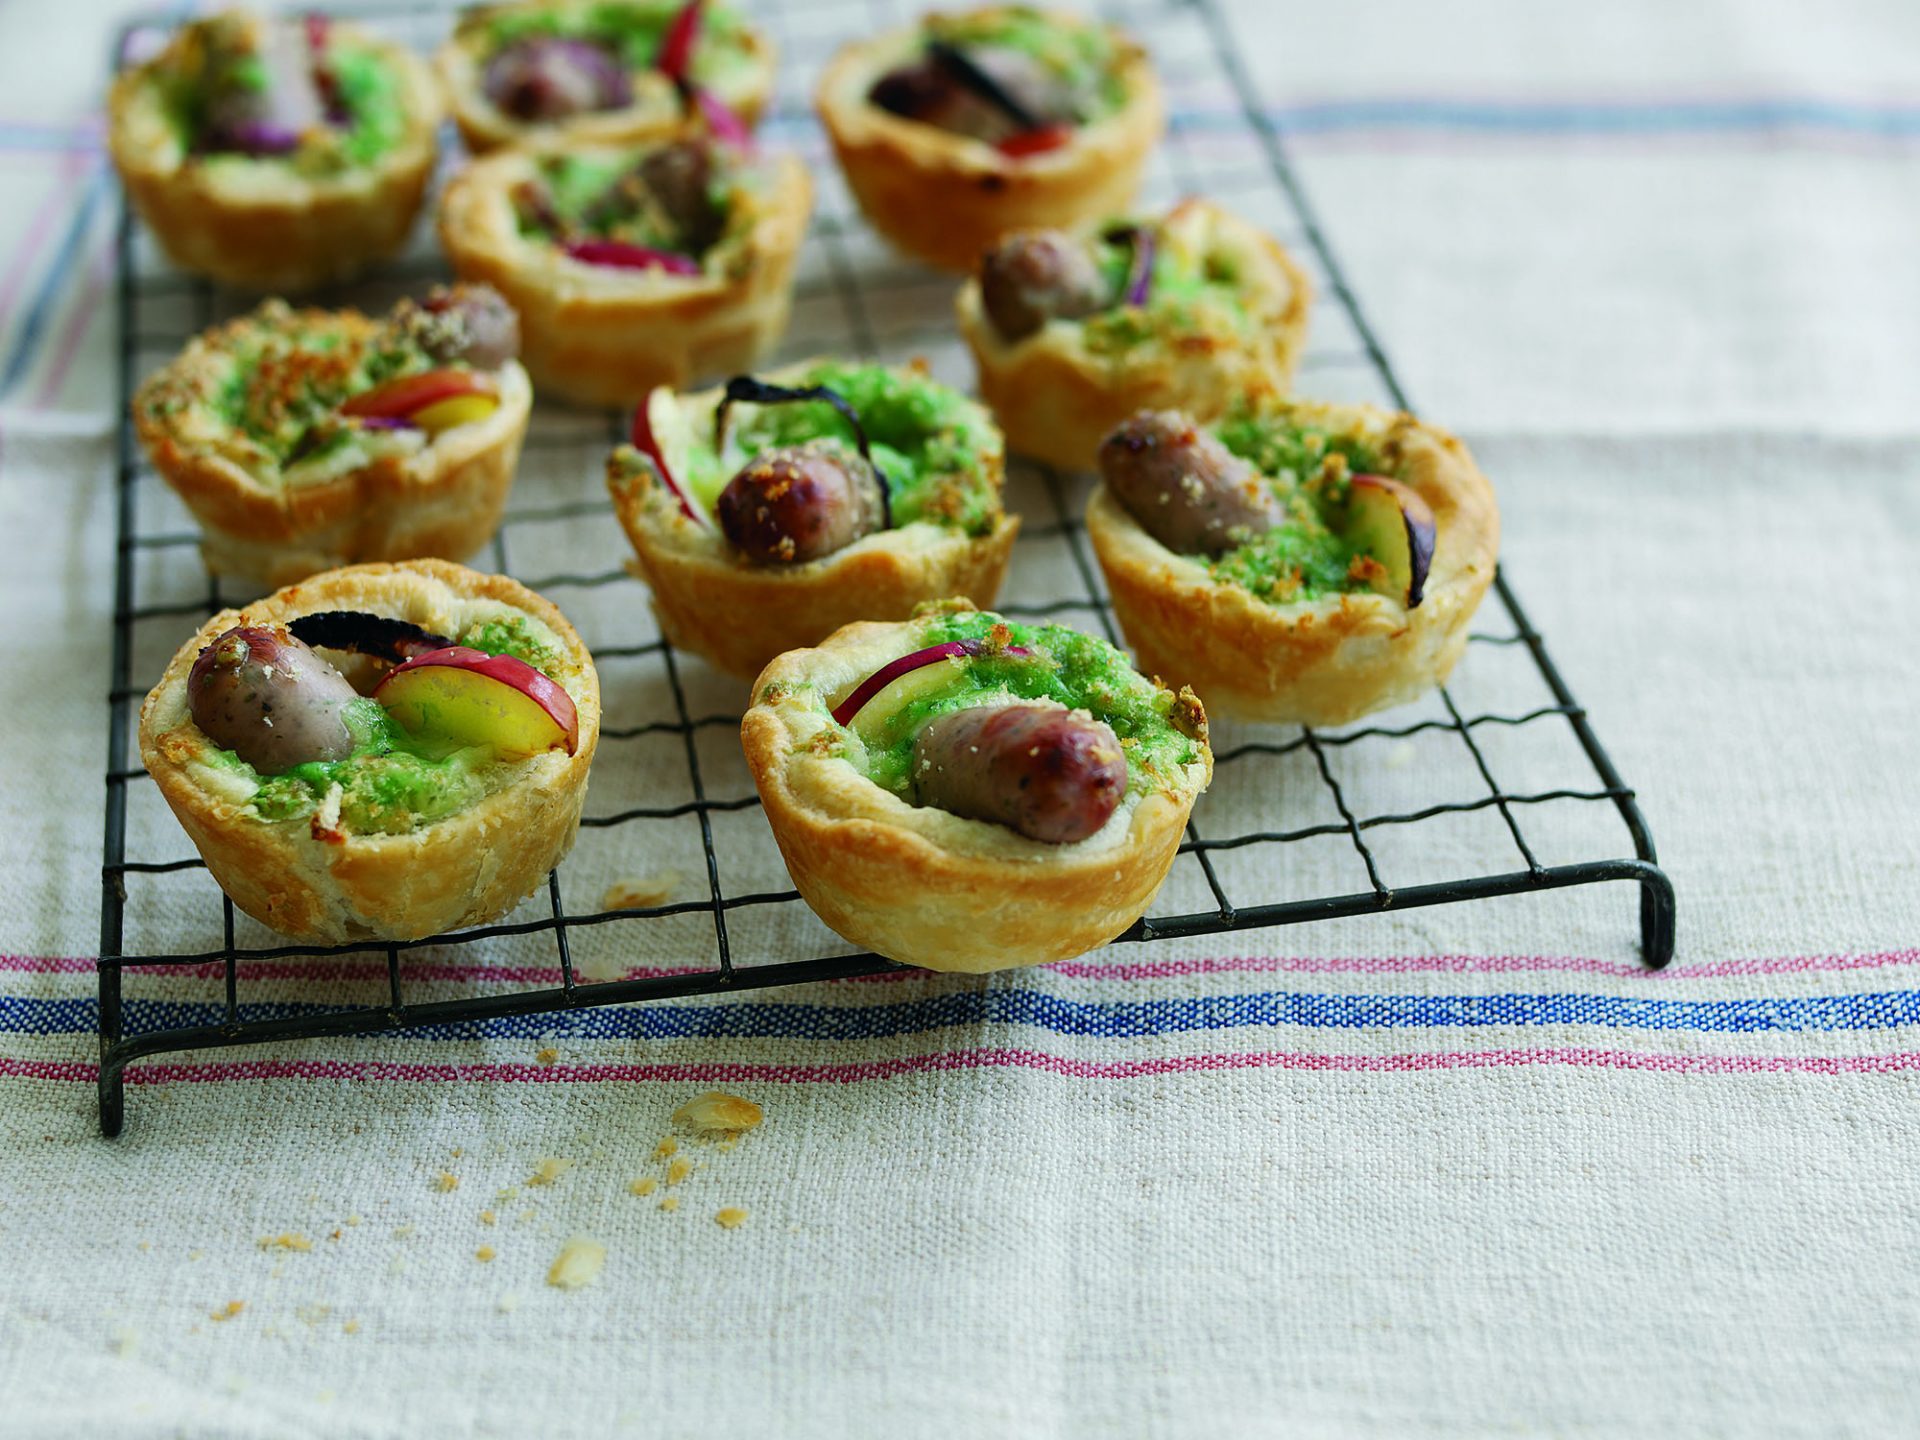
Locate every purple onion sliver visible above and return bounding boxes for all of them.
[1123,228,1155,308]
[356,415,418,431]
[221,119,304,156]
[563,238,704,274]
[694,85,754,150]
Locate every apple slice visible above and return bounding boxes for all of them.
[374,646,578,758]
[409,393,499,435]
[830,640,1034,740]
[1343,474,1437,608]
[631,386,707,525]
[341,369,495,421]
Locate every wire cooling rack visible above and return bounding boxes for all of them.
[98,0,1676,1136]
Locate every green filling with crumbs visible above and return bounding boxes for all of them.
[676,362,1004,537]
[839,610,1199,799]
[232,622,566,834]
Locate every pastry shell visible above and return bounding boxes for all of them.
[741,614,1211,971]
[138,560,602,944]
[438,139,812,408]
[814,9,1164,272]
[956,198,1313,471]
[107,19,442,292]
[134,303,533,589]
[607,365,1019,679]
[436,3,776,154]
[1085,399,1501,726]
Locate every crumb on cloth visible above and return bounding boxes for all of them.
[527,1157,573,1187]
[546,1236,607,1290]
[671,1092,764,1137]
[715,1208,748,1230]
[601,873,680,911]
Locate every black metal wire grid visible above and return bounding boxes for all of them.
[96,0,1676,1137]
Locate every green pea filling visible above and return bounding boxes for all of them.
[481,2,756,88]
[1203,412,1391,606]
[678,363,1004,537]
[516,149,742,252]
[845,610,1202,799]
[1079,232,1254,357]
[161,31,409,172]
[923,7,1126,120]
[330,45,407,167]
[148,303,475,471]
[231,623,565,835]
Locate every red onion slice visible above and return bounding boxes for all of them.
[656,0,702,82]
[563,238,704,273]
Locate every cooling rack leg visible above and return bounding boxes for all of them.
[99,1055,127,1139]
[1638,868,1677,970]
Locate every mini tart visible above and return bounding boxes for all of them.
[1086,398,1500,726]
[108,14,441,292]
[957,198,1313,471]
[134,301,533,589]
[815,7,1164,273]
[609,361,1019,678]
[139,560,602,944]
[437,1,776,154]
[741,606,1211,972]
[438,138,811,408]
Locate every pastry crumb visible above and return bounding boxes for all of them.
[451,1147,464,1158]
[344,1215,361,1228]
[479,1209,497,1227]
[431,1172,459,1193]
[327,1230,342,1243]
[653,1138,678,1160]
[476,1246,497,1263]
[209,1301,245,1323]
[666,1158,693,1187]
[715,1208,749,1230]
[343,1318,361,1335]
[257,1233,311,1253]
[545,1236,607,1290]
[601,873,680,911]
[658,1196,680,1213]
[110,1325,139,1358]
[671,1092,764,1137]
[526,1156,573,1187]
[392,1225,415,1241]
[497,1292,521,1315]
[535,1048,559,1066]
[628,1177,657,1197]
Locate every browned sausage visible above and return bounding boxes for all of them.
[716,442,886,565]
[638,140,725,253]
[397,284,520,370]
[188,625,361,774]
[1097,410,1282,557]
[867,46,1072,144]
[979,231,1108,340]
[911,704,1127,844]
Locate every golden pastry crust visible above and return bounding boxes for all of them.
[814,9,1164,272]
[138,560,602,944]
[741,614,1210,971]
[436,2,776,154]
[107,18,441,292]
[607,363,1019,679]
[134,303,533,589]
[956,198,1313,471]
[437,139,811,409]
[1085,399,1501,726]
